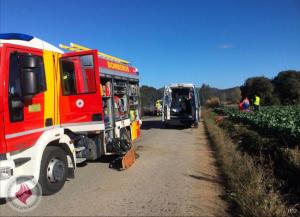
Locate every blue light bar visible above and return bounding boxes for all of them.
[0,33,34,41]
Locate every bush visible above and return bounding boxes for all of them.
[205,97,220,108]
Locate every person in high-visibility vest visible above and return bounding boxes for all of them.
[253,95,261,111]
[155,100,162,116]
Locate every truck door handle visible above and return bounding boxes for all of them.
[45,118,53,127]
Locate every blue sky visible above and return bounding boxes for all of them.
[1,0,300,89]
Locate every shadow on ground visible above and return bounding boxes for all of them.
[141,119,189,130]
[76,155,118,168]
[186,174,221,184]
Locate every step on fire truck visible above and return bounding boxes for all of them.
[0,33,141,197]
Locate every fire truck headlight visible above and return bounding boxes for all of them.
[0,167,13,180]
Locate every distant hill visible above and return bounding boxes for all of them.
[199,84,241,105]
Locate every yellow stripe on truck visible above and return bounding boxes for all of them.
[43,51,55,126]
[54,53,62,125]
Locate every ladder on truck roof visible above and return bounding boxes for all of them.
[59,42,130,65]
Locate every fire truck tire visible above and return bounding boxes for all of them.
[39,146,68,195]
[120,128,132,151]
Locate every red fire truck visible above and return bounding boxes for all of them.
[0,33,141,197]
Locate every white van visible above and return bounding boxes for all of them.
[162,83,200,127]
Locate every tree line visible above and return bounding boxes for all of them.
[200,70,300,106]
[140,86,163,115]
[240,70,300,105]
[199,85,241,105]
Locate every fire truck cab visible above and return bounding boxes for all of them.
[0,33,141,197]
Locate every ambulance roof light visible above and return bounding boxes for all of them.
[0,33,34,41]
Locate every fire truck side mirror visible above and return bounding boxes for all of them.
[20,55,39,96]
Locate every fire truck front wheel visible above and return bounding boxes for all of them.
[39,146,68,195]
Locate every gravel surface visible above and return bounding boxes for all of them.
[1,118,228,216]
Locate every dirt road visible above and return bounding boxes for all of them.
[1,118,228,216]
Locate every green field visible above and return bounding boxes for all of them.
[216,106,300,144]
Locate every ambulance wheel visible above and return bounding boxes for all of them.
[163,122,169,128]
[39,146,68,195]
[194,122,199,128]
